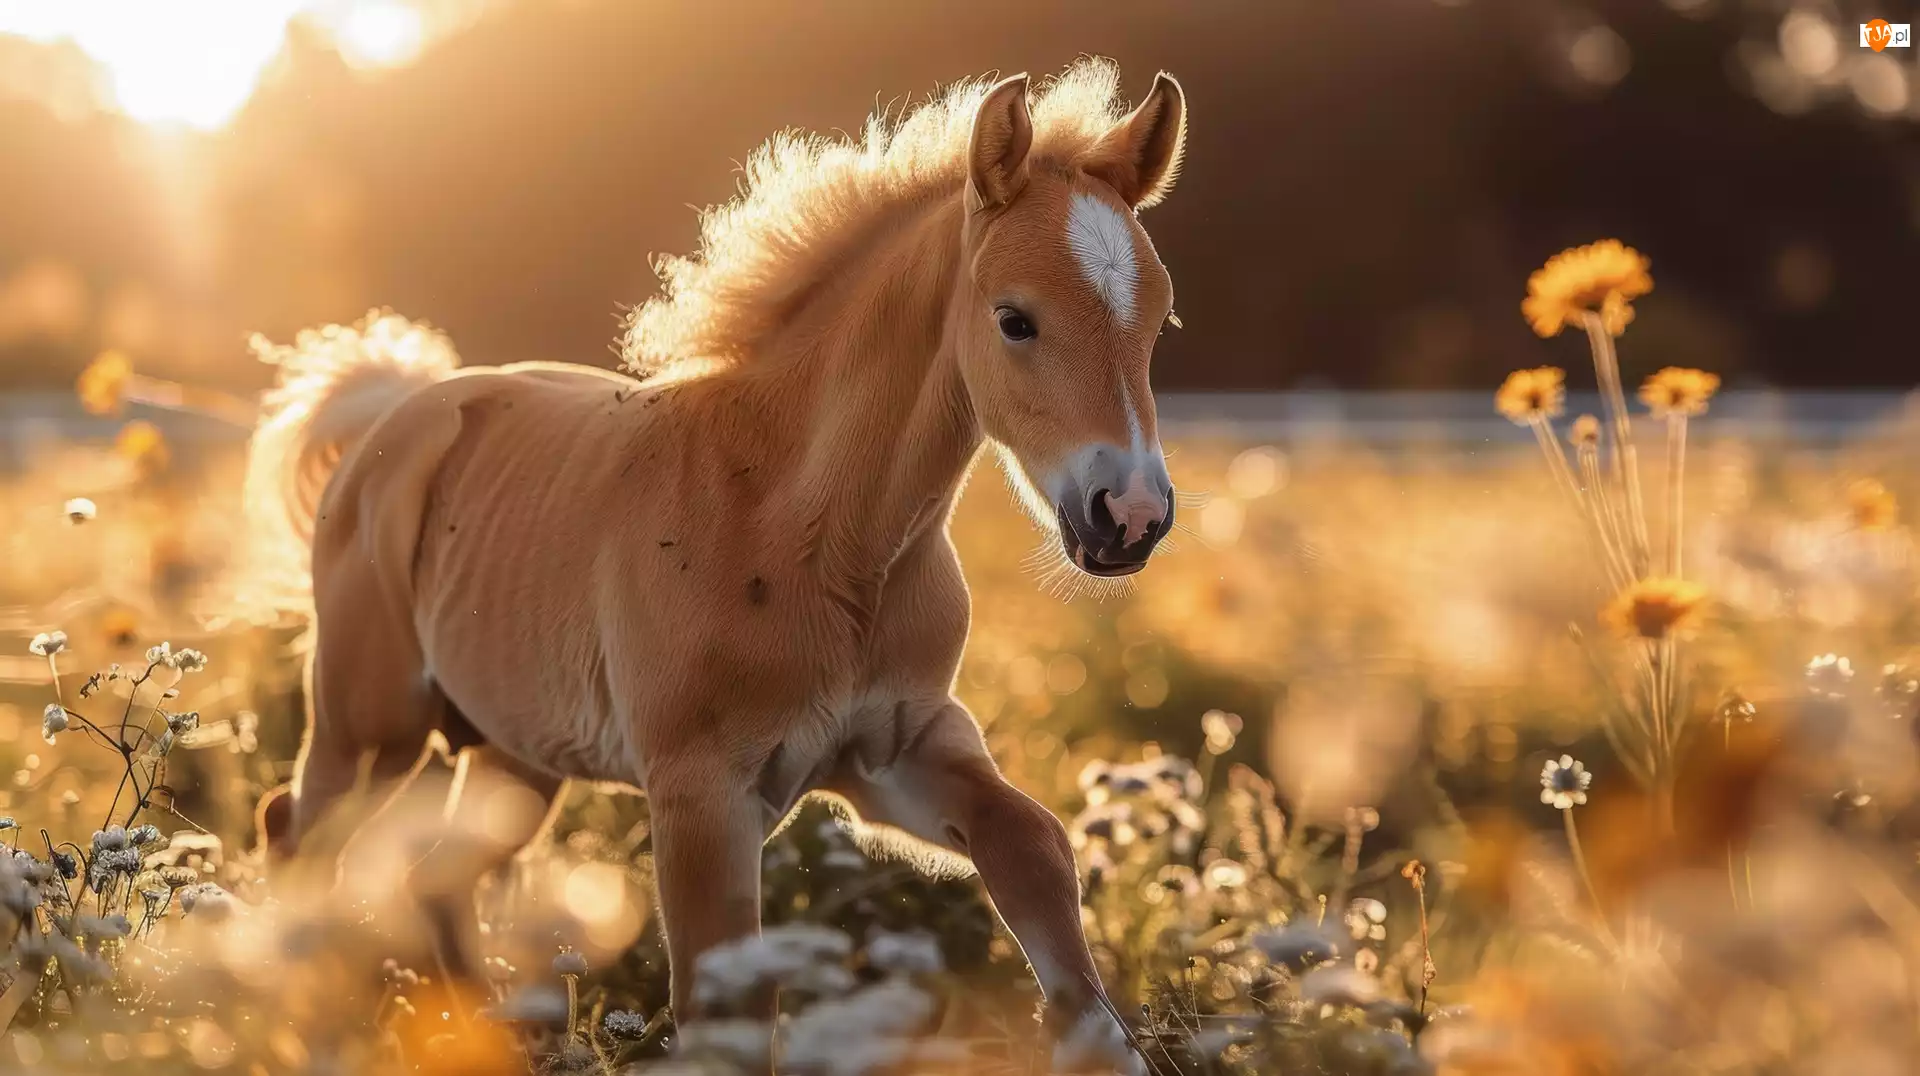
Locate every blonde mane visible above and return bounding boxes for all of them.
[619,58,1134,377]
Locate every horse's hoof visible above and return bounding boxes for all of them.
[1051,1007,1147,1076]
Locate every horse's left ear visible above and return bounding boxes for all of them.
[1084,72,1187,210]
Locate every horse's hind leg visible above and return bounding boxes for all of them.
[273,589,441,871]
[410,744,564,981]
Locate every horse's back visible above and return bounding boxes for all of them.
[312,360,657,779]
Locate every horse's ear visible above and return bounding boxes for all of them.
[1084,72,1187,210]
[967,74,1033,211]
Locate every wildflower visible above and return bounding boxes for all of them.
[1300,965,1381,1007]
[93,826,131,853]
[1539,755,1592,810]
[1601,576,1707,640]
[159,865,198,888]
[1639,367,1720,417]
[134,871,170,900]
[78,914,131,940]
[129,824,164,848]
[1848,478,1898,531]
[691,924,854,1011]
[1806,654,1855,699]
[29,631,67,657]
[1569,414,1601,447]
[674,1019,774,1070]
[1494,367,1566,425]
[1717,690,1757,724]
[602,1009,651,1041]
[1201,859,1249,890]
[781,978,937,1075]
[1252,921,1344,972]
[165,711,200,735]
[64,497,97,523]
[546,1041,600,1073]
[42,704,69,741]
[179,882,235,920]
[168,648,209,673]
[115,420,170,473]
[1201,709,1242,753]
[50,850,78,879]
[1076,759,1113,795]
[1345,897,1388,942]
[77,350,133,415]
[866,930,944,977]
[145,642,172,667]
[1521,239,1653,337]
[552,950,589,977]
[821,848,869,871]
[1879,665,1918,714]
[89,844,142,889]
[1069,802,1138,848]
[383,959,422,988]
[0,818,13,830]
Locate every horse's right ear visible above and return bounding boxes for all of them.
[967,74,1033,212]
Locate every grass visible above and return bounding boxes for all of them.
[2,256,1919,1074]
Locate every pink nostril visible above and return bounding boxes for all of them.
[1102,471,1167,546]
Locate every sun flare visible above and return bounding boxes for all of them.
[0,0,432,130]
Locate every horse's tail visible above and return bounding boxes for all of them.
[238,310,461,619]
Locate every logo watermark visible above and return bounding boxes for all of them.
[1861,20,1912,50]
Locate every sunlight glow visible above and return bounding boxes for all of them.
[0,0,433,130]
[334,1,426,69]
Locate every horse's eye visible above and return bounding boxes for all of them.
[995,306,1037,342]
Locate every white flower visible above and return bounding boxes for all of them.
[1345,897,1388,941]
[1049,1007,1145,1076]
[42,704,69,741]
[168,648,209,673]
[673,1019,772,1070]
[29,631,67,658]
[145,642,172,667]
[865,930,944,976]
[1539,754,1592,810]
[64,498,97,523]
[1806,653,1855,699]
[691,924,854,1010]
[782,979,943,1076]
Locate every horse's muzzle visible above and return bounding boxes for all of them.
[1055,482,1174,577]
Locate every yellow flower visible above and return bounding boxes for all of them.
[1494,367,1566,425]
[1522,239,1653,338]
[115,420,170,474]
[1848,478,1898,532]
[1602,577,1707,641]
[1638,367,1720,417]
[77,350,133,416]
[1568,414,1601,447]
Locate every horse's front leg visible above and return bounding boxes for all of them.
[824,700,1143,1075]
[647,755,772,1023]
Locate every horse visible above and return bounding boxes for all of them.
[242,59,1187,1071]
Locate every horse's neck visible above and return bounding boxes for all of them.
[744,197,979,589]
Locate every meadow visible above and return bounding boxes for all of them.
[2,245,1918,1075]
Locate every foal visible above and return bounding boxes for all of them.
[245,60,1186,1069]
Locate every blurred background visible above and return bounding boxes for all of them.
[2,5,1920,1072]
[1,0,1917,397]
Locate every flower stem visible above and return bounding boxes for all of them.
[1581,312,1650,573]
[1724,718,1741,910]
[1666,414,1687,578]
[1563,808,1617,947]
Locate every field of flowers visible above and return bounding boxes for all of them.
[2,244,1918,1075]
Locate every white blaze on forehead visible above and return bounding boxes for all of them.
[1065,192,1140,322]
